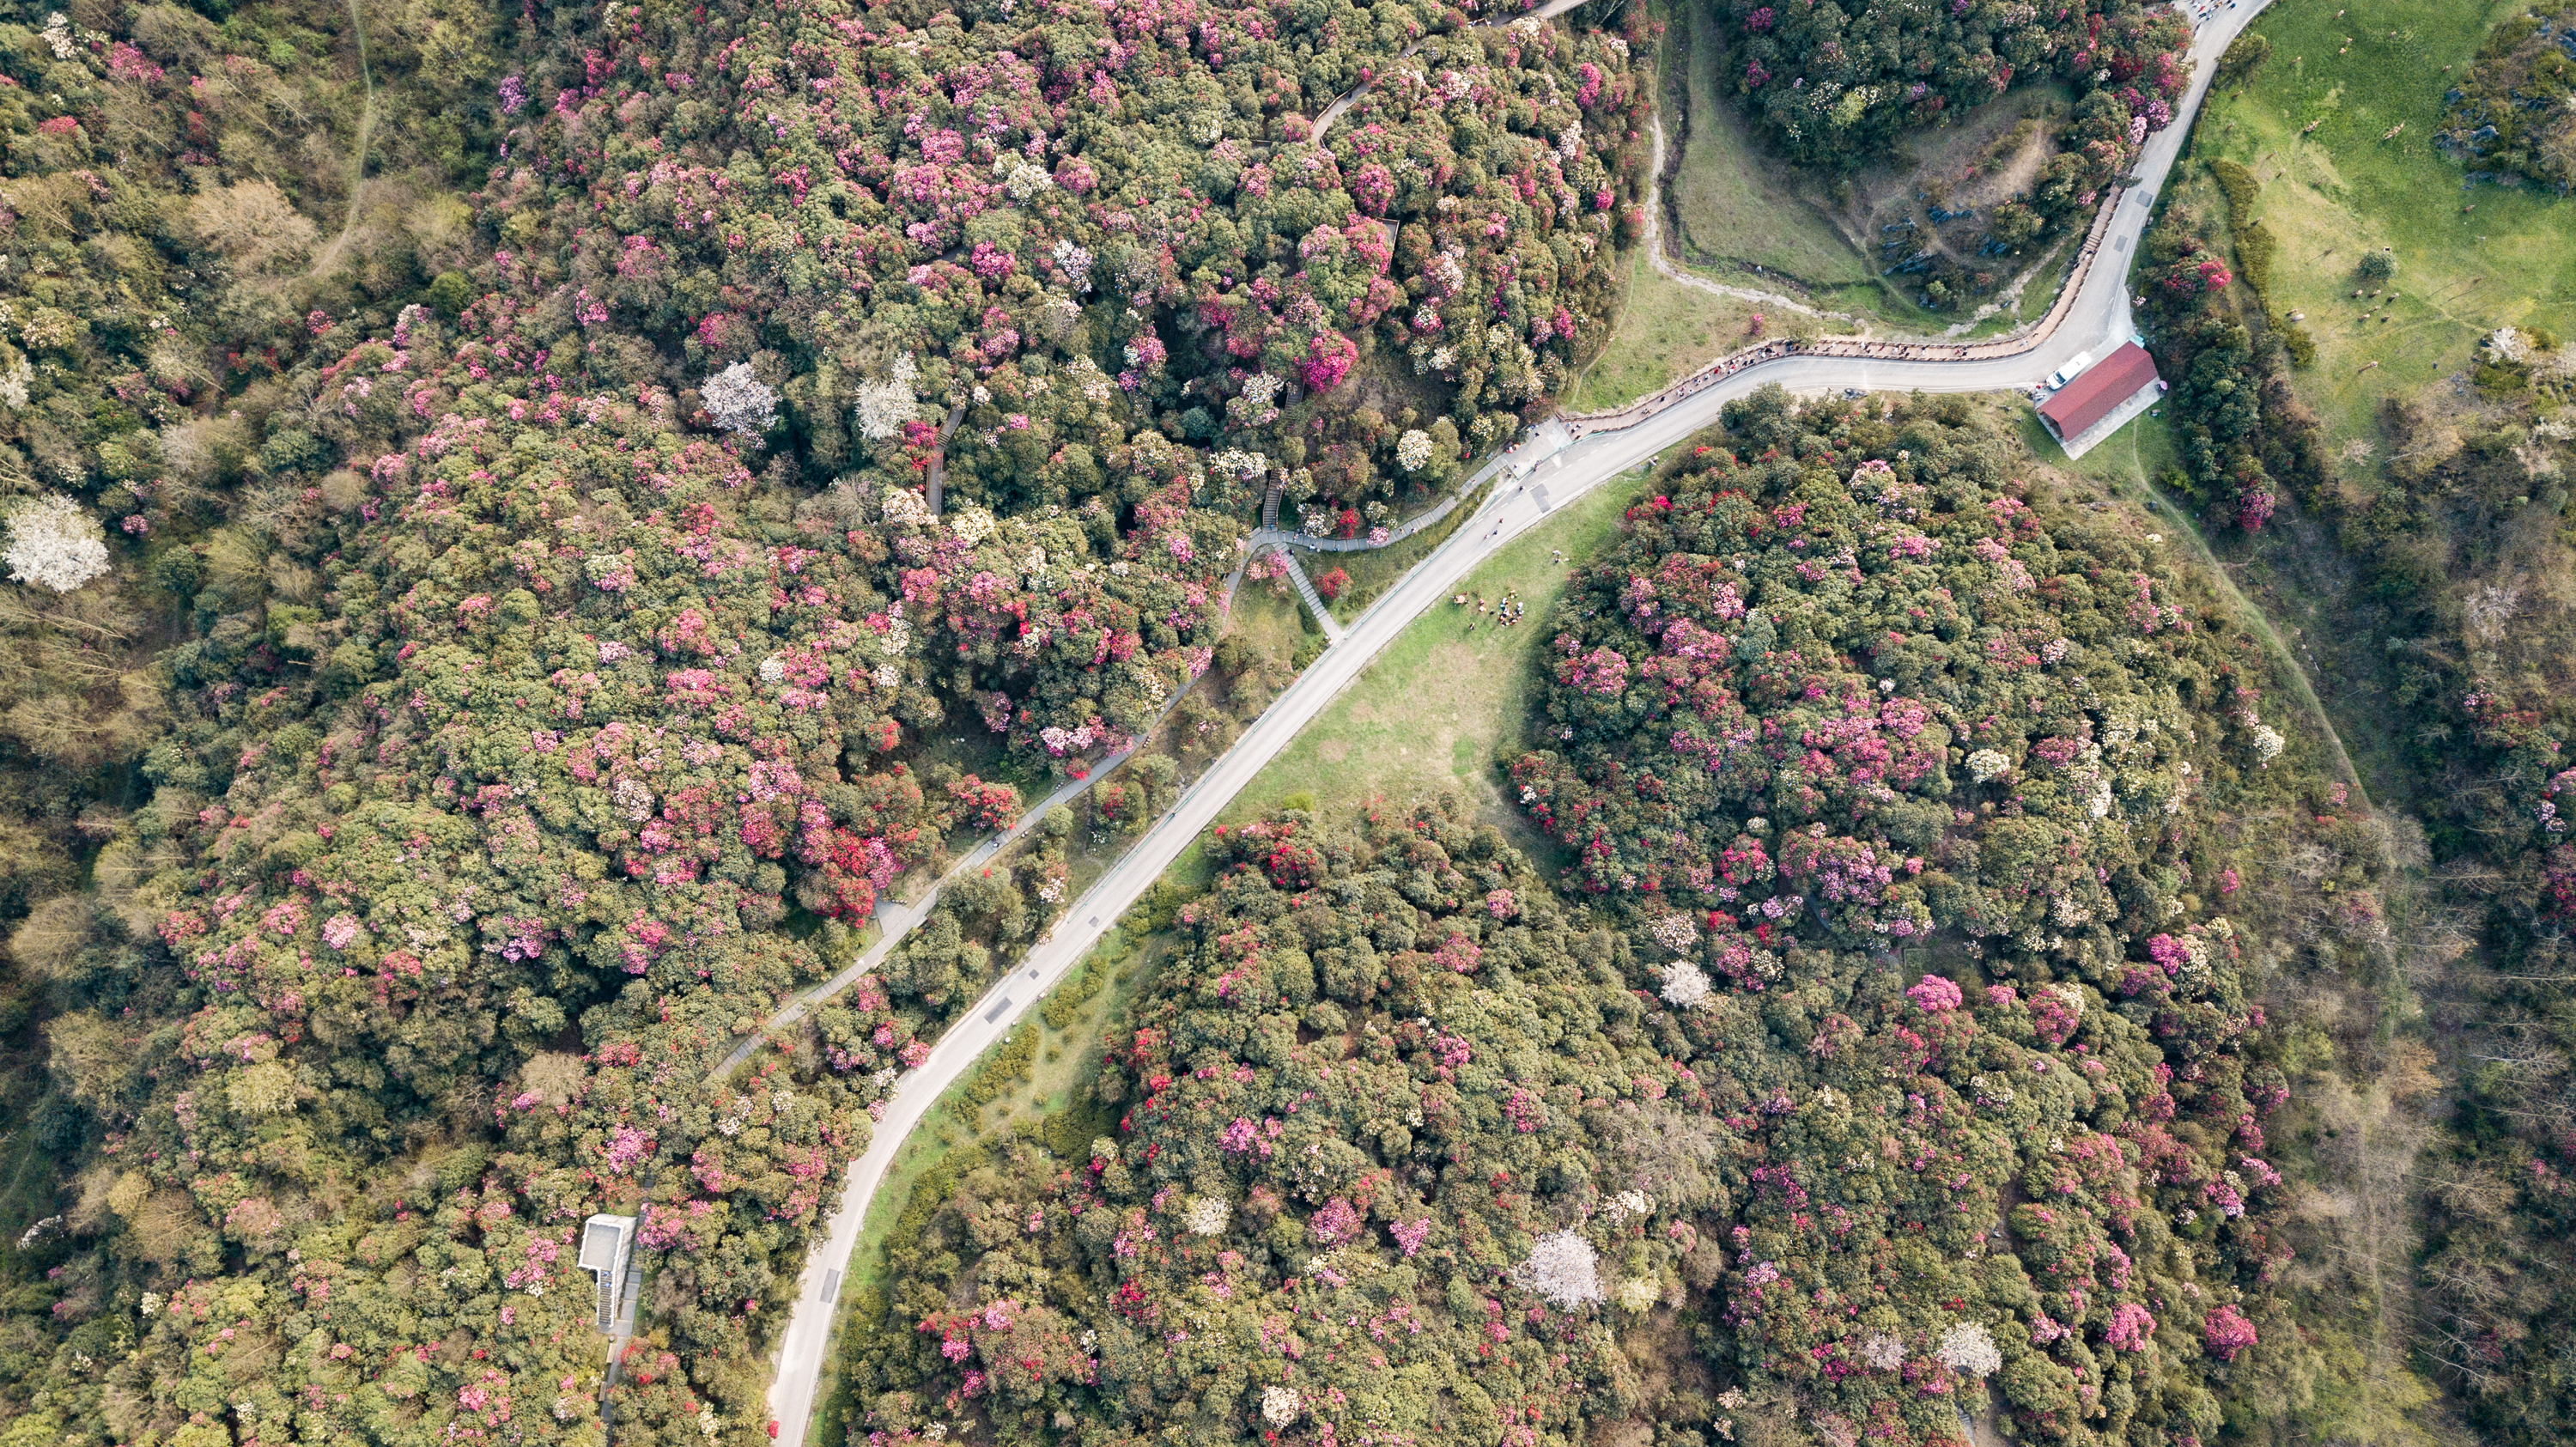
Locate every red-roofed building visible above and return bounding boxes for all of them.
[2038,343,2163,458]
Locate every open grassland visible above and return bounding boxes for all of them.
[1218,462,1658,828]
[2196,0,2576,442]
[1561,242,1765,414]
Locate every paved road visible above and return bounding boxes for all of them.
[707,763,1095,1080]
[758,3,2270,1439]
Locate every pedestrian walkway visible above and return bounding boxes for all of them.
[1560,178,2132,441]
[1279,550,1344,643]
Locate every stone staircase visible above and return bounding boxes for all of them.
[1280,552,1343,644]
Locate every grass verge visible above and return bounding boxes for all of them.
[1563,244,1765,414]
[805,921,1167,1447]
[1321,477,1488,623]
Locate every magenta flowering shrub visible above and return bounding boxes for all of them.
[2202,1303,2258,1361]
[841,801,1730,1444]
[469,0,1646,520]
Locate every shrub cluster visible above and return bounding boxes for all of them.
[2437,7,2576,193]
[465,0,1645,520]
[851,402,2312,1447]
[1710,0,2190,222]
[2131,198,2327,531]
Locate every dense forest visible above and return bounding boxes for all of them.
[1507,389,2340,1436]
[3,0,2573,1445]
[844,394,2389,1446]
[0,0,1652,1443]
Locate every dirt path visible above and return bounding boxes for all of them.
[1950,234,2069,335]
[925,402,966,517]
[1643,116,1859,325]
[307,0,377,283]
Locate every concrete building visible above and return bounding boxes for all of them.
[579,1213,636,1332]
[2038,342,2164,460]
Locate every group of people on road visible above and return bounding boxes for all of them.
[1826,340,1988,362]
[1556,185,2136,442]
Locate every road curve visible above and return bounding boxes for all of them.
[760,3,2269,1440]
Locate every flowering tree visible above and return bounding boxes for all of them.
[1516,1230,1607,1308]
[1935,1322,2002,1377]
[3,494,109,593]
[699,362,779,439]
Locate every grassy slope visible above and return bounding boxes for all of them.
[2195,0,2576,444]
[1667,3,1878,294]
[1563,242,1763,415]
[1218,461,1659,830]
[1228,577,1320,651]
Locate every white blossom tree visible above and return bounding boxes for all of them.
[1184,1196,1230,1236]
[701,362,778,438]
[2248,723,2284,763]
[1659,958,1714,1011]
[3,494,108,593]
[1935,1322,2001,1377]
[1396,429,1433,471]
[1648,912,1699,953]
[854,353,920,440]
[1513,1230,1604,1308]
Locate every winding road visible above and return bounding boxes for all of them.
[756,3,2269,1441]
